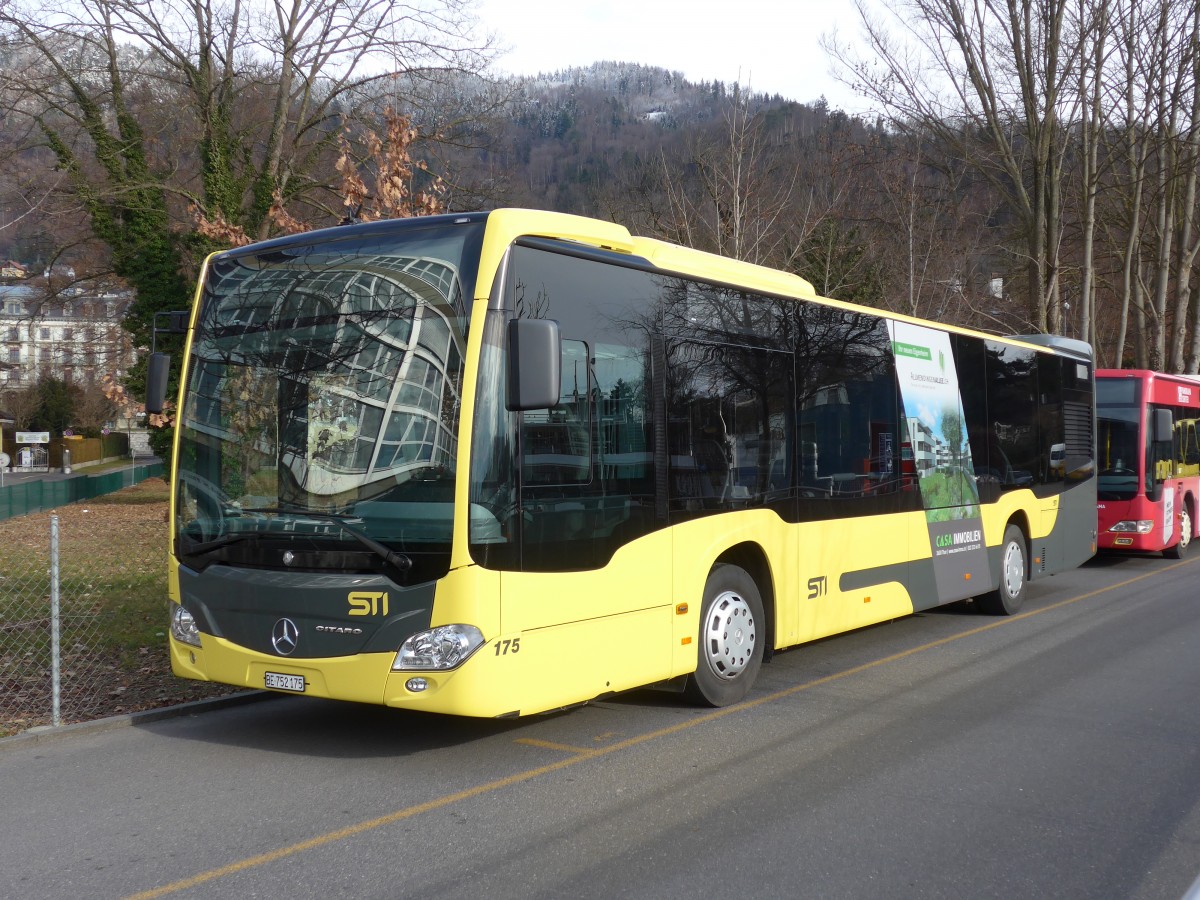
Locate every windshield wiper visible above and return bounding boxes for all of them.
[239,506,413,576]
[180,531,265,557]
[240,504,356,518]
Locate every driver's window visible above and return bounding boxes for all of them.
[521,340,590,485]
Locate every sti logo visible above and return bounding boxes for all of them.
[348,591,389,617]
[1179,386,1193,404]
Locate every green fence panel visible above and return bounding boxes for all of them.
[50,481,71,509]
[87,471,124,498]
[0,482,38,519]
[0,462,166,521]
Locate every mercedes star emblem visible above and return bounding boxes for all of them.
[271,617,299,655]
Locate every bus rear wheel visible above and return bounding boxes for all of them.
[683,564,764,707]
[977,525,1027,616]
[1164,504,1192,559]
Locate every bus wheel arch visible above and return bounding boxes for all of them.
[1164,495,1194,559]
[977,520,1028,616]
[683,548,771,707]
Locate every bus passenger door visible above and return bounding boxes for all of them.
[665,336,799,655]
[499,336,673,711]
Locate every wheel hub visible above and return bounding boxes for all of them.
[1003,541,1025,596]
[702,591,756,680]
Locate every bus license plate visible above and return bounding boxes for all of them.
[264,672,306,693]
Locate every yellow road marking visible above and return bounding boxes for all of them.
[126,558,1192,899]
[514,738,597,755]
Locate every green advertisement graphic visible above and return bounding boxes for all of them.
[892,322,989,603]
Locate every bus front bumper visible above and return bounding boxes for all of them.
[169,631,531,718]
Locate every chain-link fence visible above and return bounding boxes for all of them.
[0,479,225,737]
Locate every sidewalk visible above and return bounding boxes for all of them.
[1,467,76,486]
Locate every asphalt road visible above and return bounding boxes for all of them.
[3,551,1199,900]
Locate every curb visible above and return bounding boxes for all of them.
[0,690,276,750]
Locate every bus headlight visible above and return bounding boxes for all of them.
[1108,520,1154,534]
[170,604,202,647]
[393,625,484,671]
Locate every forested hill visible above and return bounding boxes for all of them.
[439,60,878,218]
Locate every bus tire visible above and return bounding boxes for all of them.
[683,564,765,707]
[1164,503,1192,559]
[977,524,1027,616]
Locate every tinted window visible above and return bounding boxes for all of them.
[954,335,995,502]
[1061,358,1094,483]
[663,283,794,518]
[1038,353,1065,490]
[793,307,903,518]
[985,342,1039,492]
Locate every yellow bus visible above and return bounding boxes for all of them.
[151,208,1097,716]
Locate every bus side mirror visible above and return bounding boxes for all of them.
[506,318,561,411]
[146,352,171,414]
[1152,408,1173,443]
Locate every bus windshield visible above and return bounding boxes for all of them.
[173,219,483,581]
[1096,378,1141,501]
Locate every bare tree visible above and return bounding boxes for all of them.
[72,379,118,434]
[1093,0,1199,371]
[851,129,1003,326]
[1071,0,1112,350]
[196,106,450,244]
[604,86,836,273]
[1094,0,1152,366]
[826,0,1085,334]
[0,382,41,429]
[1,0,493,232]
[1174,4,1200,372]
[0,0,496,368]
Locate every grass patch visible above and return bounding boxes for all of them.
[89,477,171,506]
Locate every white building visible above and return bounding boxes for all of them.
[0,282,136,388]
[905,416,937,474]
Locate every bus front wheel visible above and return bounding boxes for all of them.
[1164,504,1192,559]
[683,564,764,707]
[977,525,1027,616]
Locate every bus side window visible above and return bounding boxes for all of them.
[1182,420,1200,472]
[666,340,790,513]
[985,342,1039,491]
[796,309,896,504]
[953,334,994,502]
[1038,353,1064,486]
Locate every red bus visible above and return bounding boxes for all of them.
[1096,369,1200,558]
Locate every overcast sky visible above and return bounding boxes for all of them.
[472,0,875,114]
